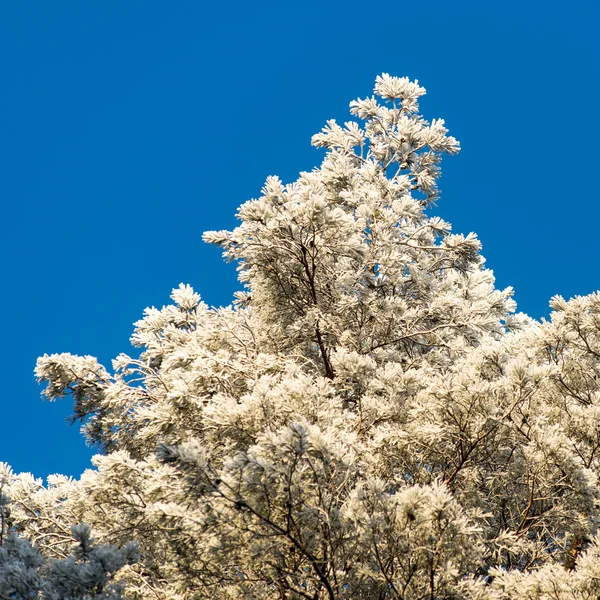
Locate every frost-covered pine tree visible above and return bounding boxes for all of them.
[7,74,600,599]
[0,470,137,599]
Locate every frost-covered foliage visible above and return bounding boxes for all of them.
[6,74,600,598]
[0,473,137,599]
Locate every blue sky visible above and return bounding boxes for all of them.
[1,1,599,479]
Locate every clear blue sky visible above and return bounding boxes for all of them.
[1,1,598,479]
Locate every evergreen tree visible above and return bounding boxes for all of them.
[0,475,137,599]
[5,74,600,598]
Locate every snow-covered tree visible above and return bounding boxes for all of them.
[0,468,137,599]
[8,74,600,598]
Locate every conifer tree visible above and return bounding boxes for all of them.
[5,74,600,599]
[0,472,137,599]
